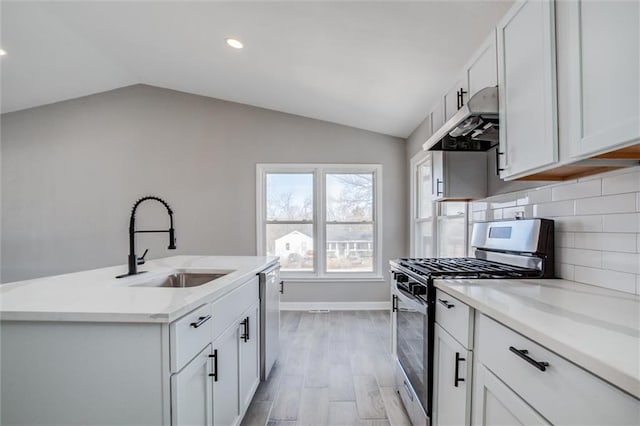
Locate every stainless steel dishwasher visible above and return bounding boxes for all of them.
[258,263,281,380]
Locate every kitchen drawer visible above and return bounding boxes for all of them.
[477,314,640,425]
[170,303,213,373]
[211,276,259,341]
[435,289,473,349]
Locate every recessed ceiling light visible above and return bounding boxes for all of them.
[0,49,6,56]
[225,38,244,50]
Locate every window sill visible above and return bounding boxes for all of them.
[280,275,386,283]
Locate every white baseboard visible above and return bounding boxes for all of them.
[280,301,389,311]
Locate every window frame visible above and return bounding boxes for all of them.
[409,151,437,257]
[257,163,383,281]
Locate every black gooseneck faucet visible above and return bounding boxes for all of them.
[116,196,177,278]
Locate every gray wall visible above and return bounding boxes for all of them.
[1,84,406,303]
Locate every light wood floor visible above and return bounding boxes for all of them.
[241,310,412,426]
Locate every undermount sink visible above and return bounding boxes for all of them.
[134,271,231,288]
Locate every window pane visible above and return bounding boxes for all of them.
[441,201,466,217]
[266,224,314,272]
[326,173,373,222]
[418,162,432,219]
[326,224,373,272]
[416,220,434,258]
[437,216,465,258]
[266,173,313,221]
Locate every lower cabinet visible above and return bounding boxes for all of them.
[473,364,550,426]
[212,322,240,426]
[171,344,214,426]
[433,324,472,426]
[239,301,260,410]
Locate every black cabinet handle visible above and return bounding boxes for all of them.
[509,346,549,372]
[279,280,284,294]
[457,88,468,110]
[241,317,249,342]
[208,350,218,381]
[392,294,398,313]
[190,315,211,328]
[436,179,444,196]
[454,352,466,387]
[495,149,505,176]
[438,299,454,309]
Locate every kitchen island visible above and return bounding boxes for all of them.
[1,255,278,426]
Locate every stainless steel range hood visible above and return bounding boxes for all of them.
[423,86,499,152]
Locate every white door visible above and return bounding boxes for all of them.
[565,0,639,157]
[212,325,240,426]
[239,302,260,411]
[473,364,550,426]
[497,0,558,179]
[171,344,213,426]
[433,325,472,426]
[467,31,498,97]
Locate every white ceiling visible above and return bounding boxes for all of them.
[0,1,513,137]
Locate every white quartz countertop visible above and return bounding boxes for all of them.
[0,255,278,323]
[434,278,640,399]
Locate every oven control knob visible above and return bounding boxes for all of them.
[410,283,427,295]
[396,273,408,283]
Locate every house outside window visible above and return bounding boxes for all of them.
[257,164,382,279]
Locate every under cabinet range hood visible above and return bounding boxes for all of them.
[423,86,499,152]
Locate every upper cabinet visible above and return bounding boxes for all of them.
[562,0,640,158]
[443,75,468,122]
[497,0,558,180]
[466,31,498,98]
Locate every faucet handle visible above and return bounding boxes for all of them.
[137,248,149,265]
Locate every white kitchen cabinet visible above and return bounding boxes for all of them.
[239,301,260,411]
[473,364,550,426]
[430,99,445,135]
[443,76,468,123]
[562,0,640,158]
[474,314,640,425]
[466,31,497,97]
[212,322,241,426]
[497,0,558,180]
[171,344,213,426]
[433,324,472,426]
[432,151,487,201]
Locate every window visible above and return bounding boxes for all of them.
[257,164,382,279]
[410,152,435,257]
[437,201,467,258]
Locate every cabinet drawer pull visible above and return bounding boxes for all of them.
[454,352,466,387]
[190,315,211,328]
[280,280,284,294]
[509,346,549,372]
[241,316,250,342]
[208,350,218,381]
[436,179,444,196]
[438,299,454,309]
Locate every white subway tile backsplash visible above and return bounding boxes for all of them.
[573,232,637,253]
[602,172,640,195]
[573,266,637,294]
[575,193,636,215]
[525,188,552,205]
[533,200,574,217]
[551,179,601,201]
[551,215,603,232]
[556,232,575,248]
[602,213,640,233]
[557,248,602,268]
[471,166,639,293]
[602,252,640,274]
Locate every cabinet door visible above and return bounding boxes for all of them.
[497,0,558,179]
[444,77,468,122]
[432,151,445,201]
[433,325,472,426]
[473,364,550,426]
[171,344,213,426]
[565,0,639,157]
[212,325,240,426]
[239,302,260,411]
[467,31,498,97]
[431,100,445,134]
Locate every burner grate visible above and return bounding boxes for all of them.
[398,257,541,279]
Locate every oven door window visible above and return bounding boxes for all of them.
[395,286,428,413]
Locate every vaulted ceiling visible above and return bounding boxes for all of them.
[1,1,513,137]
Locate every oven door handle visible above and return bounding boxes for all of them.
[395,286,428,313]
